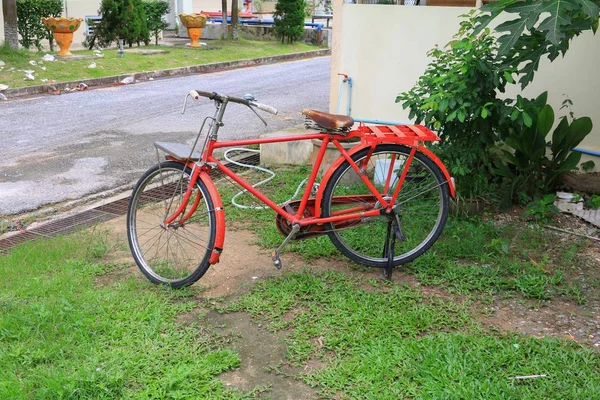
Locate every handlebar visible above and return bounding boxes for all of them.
[189,90,278,115]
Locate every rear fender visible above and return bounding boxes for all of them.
[198,171,226,264]
[417,146,456,199]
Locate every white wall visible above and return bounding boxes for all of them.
[330,1,600,157]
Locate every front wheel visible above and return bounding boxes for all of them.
[321,144,449,268]
[127,161,216,288]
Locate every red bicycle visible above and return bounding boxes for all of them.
[127,90,456,288]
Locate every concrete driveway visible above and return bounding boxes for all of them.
[0,56,330,215]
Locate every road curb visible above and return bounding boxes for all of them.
[3,49,331,98]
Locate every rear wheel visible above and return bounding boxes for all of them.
[321,144,449,268]
[127,161,216,288]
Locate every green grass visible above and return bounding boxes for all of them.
[216,163,595,302]
[227,271,600,399]
[406,217,593,301]
[0,230,246,399]
[0,38,319,88]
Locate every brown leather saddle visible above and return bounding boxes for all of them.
[302,109,354,133]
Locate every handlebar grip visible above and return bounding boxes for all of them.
[251,101,278,115]
[189,90,216,100]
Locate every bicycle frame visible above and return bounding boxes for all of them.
[161,95,455,265]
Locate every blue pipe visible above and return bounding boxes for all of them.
[208,18,323,31]
[572,147,600,157]
[353,118,411,126]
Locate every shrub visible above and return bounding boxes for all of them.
[496,93,593,209]
[143,0,169,45]
[15,0,62,50]
[274,0,306,43]
[92,0,149,48]
[396,14,515,199]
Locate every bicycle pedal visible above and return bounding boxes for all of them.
[271,251,282,270]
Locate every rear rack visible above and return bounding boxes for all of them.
[358,124,440,145]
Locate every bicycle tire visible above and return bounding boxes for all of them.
[127,161,216,288]
[321,144,449,268]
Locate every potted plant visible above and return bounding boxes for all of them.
[178,13,208,48]
[41,17,83,57]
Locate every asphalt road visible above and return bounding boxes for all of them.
[0,56,331,215]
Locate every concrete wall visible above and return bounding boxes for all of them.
[330,1,600,158]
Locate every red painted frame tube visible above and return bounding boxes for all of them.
[212,132,330,149]
[384,154,397,194]
[390,146,417,208]
[295,136,329,218]
[332,140,389,208]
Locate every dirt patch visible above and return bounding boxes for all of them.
[480,297,600,348]
[206,310,320,399]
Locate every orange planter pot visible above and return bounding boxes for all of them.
[41,17,82,57]
[186,27,203,47]
[179,13,208,48]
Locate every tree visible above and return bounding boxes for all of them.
[273,0,306,43]
[474,0,600,89]
[231,0,239,40]
[93,0,149,48]
[143,0,169,45]
[3,0,19,49]
[221,0,228,39]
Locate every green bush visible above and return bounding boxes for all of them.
[143,0,169,45]
[92,0,149,48]
[396,14,515,199]
[274,0,306,43]
[15,0,62,50]
[496,93,593,209]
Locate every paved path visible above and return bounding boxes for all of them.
[0,56,331,215]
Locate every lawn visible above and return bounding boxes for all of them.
[0,39,320,89]
[1,165,600,398]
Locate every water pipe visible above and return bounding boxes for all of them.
[569,147,600,157]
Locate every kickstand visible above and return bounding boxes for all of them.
[272,224,300,270]
[382,219,396,281]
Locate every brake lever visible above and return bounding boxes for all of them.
[247,104,268,126]
[181,93,192,114]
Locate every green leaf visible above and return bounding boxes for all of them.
[481,108,489,118]
[566,116,593,148]
[577,0,599,18]
[536,0,580,45]
[551,117,570,153]
[447,110,458,122]
[557,151,582,172]
[537,105,555,137]
[522,111,533,127]
[503,70,514,83]
[534,91,548,109]
[511,109,520,121]
[496,17,529,55]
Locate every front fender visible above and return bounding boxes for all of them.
[198,171,226,264]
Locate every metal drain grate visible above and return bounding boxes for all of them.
[0,232,39,253]
[95,198,130,216]
[0,152,261,253]
[28,210,115,237]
